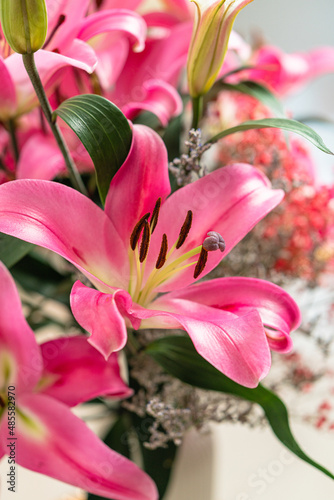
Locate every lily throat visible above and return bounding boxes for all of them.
[128,198,225,307]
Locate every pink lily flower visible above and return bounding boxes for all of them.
[0,125,301,388]
[0,261,158,500]
[230,44,334,97]
[106,20,191,125]
[0,0,97,120]
[0,0,147,121]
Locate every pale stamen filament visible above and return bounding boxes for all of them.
[138,244,203,302]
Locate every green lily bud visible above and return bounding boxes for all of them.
[0,0,48,54]
[187,0,254,97]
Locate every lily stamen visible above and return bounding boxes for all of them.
[176,210,193,249]
[150,197,162,234]
[130,212,150,250]
[139,220,151,263]
[43,14,66,48]
[194,247,208,279]
[194,231,226,278]
[156,233,168,269]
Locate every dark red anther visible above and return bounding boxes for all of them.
[150,198,162,234]
[139,220,151,263]
[155,234,168,269]
[130,212,150,250]
[176,210,193,249]
[193,247,208,279]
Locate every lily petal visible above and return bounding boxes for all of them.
[131,299,270,387]
[249,45,334,96]
[0,56,17,120]
[77,9,147,53]
[122,79,183,126]
[16,133,67,180]
[0,180,129,290]
[0,393,158,500]
[146,163,284,292]
[69,283,270,386]
[105,124,171,245]
[109,22,192,120]
[45,0,91,51]
[70,282,139,359]
[40,336,132,406]
[0,262,42,393]
[5,48,97,116]
[153,277,301,352]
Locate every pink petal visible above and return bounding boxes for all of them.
[145,163,284,292]
[248,46,334,96]
[0,393,158,500]
[5,48,97,116]
[0,262,42,392]
[77,9,147,53]
[154,277,301,352]
[40,336,132,406]
[0,180,129,290]
[94,0,143,9]
[60,38,98,74]
[94,36,131,89]
[16,133,67,180]
[143,12,187,28]
[122,79,183,125]
[0,56,17,119]
[155,0,192,20]
[110,21,192,106]
[132,299,271,387]
[45,0,91,51]
[70,282,139,359]
[105,124,171,245]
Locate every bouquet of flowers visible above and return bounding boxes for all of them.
[0,0,334,498]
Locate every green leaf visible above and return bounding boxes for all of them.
[207,117,333,155]
[53,94,132,205]
[216,80,286,118]
[0,232,33,267]
[11,251,71,304]
[132,110,162,130]
[219,64,259,80]
[146,336,334,481]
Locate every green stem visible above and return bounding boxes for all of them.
[127,330,142,355]
[191,95,203,130]
[22,53,87,195]
[8,119,19,163]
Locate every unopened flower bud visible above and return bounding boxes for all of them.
[187,0,254,97]
[0,0,48,54]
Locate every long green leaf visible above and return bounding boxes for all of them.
[207,117,333,154]
[132,413,177,499]
[146,336,334,481]
[0,232,33,267]
[53,94,132,204]
[217,80,286,118]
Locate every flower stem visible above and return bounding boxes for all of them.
[127,330,141,355]
[22,53,87,195]
[191,95,203,130]
[7,119,19,162]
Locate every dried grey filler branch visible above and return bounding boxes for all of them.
[122,332,265,450]
[169,128,212,186]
